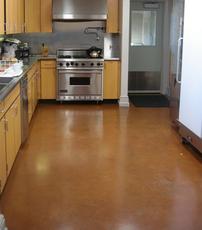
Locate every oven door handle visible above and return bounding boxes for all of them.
[58,70,102,74]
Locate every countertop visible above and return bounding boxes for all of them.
[104,57,121,61]
[0,57,39,102]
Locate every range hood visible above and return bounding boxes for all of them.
[53,0,107,21]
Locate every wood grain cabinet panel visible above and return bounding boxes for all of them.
[17,0,25,33]
[25,0,41,33]
[41,0,52,32]
[41,60,56,99]
[6,0,16,34]
[27,64,39,123]
[0,85,21,193]
[104,61,120,99]
[5,96,21,176]
[5,0,24,34]
[0,0,4,34]
[0,118,7,193]
[106,0,119,33]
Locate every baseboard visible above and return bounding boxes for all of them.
[119,96,130,107]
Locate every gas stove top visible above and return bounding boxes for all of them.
[56,49,104,70]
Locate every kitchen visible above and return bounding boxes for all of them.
[1,0,202,229]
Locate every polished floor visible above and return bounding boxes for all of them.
[1,103,202,230]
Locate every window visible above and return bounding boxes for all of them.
[131,10,157,46]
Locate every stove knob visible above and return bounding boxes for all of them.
[59,63,63,67]
[82,63,85,66]
[75,63,79,66]
[91,63,94,66]
[66,63,70,67]
[71,62,74,66]
[97,63,101,66]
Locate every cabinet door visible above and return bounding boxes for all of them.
[5,104,15,175]
[106,0,119,33]
[104,61,120,99]
[5,96,21,175]
[13,96,21,156]
[41,61,56,99]
[0,118,7,193]
[17,0,25,33]
[36,64,41,99]
[28,77,32,123]
[0,0,4,34]
[6,0,17,34]
[25,0,41,33]
[41,0,52,32]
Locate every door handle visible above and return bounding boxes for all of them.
[176,37,183,84]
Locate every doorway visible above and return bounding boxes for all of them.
[129,1,164,94]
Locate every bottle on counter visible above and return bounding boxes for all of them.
[41,43,48,57]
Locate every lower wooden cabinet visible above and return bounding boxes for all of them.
[0,118,7,193]
[40,60,56,99]
[0,84,21,193]
[27,63,40,123]
[103,61,120,99]
[5,95,21,175]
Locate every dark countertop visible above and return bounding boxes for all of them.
[0,57,39,102]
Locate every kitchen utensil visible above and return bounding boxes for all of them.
[87,46,103,58]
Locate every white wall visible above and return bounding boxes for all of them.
[119,0,130,107]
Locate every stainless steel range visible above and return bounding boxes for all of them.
[56,49,104,101]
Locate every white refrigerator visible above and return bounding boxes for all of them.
[179,0,202,151]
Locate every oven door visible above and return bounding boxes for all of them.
[57,69,103,99]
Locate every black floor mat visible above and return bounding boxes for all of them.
[129,94,170,107]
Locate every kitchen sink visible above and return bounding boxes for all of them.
[0,77,14,84]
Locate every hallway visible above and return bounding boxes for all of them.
[1,104,202,230]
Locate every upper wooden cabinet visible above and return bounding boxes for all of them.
[104,61,120,99]
[41,0,53,32]
[0,0,4,34]
[5,0,24,34]
[17,0,25,33]
[5,0,16,34]
[106,0,119,33]
[25,0,41,33]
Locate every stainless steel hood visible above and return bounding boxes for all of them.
[53,0,107,21]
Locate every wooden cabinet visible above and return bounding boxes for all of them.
[0,84,21,193]
[5,0,24,34]
[0,0,4,34]
[25,0,41,33]
[5,0,16,34]
[41,60,56,99]
[41,0,52,32]
[106,0,119,33]
[104,61,120,99]
[5,99,17,175]
[27,63,40,123]
[0,118,7,193]
[17,0,25,33]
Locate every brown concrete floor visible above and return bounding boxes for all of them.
[1,104,202,230]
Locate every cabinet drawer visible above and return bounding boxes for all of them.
[4,84,20,112]
[41,60,56,69]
